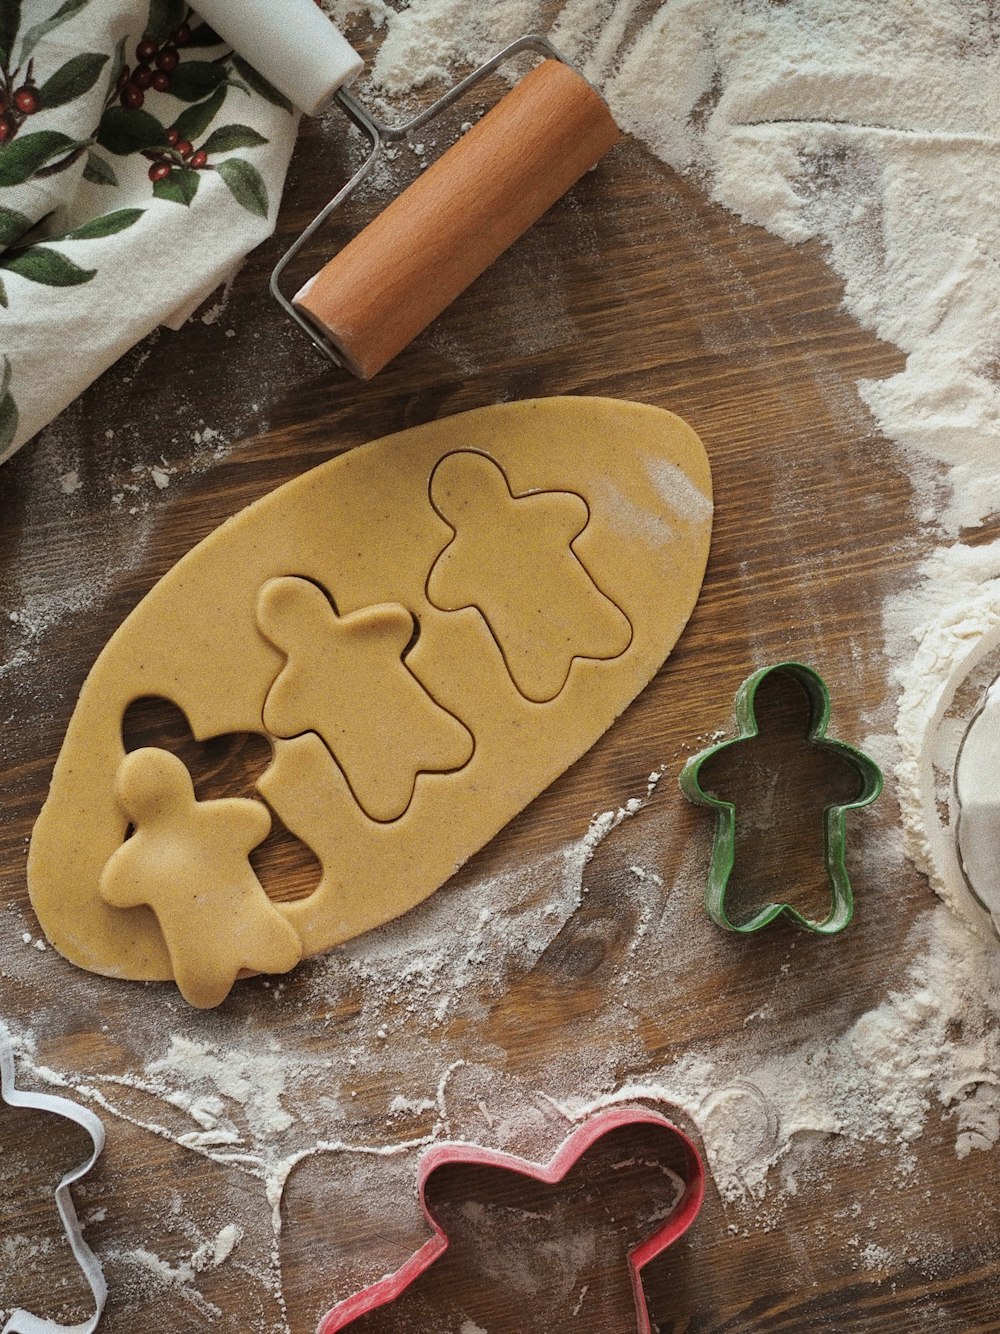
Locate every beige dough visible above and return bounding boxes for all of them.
[100,748,302,1008]
[427,451,633,702]
[257,577,474,822]
[28,397,713,1006]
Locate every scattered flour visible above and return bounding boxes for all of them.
[7,0,1000,1326]
[122,1224,241,1288]
[0,410,155,696]
[2,782,998,1321]
[111,1225,243,1320]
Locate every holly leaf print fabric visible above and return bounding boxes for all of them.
[0,0,299,463]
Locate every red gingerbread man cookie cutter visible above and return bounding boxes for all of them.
[318,1106,704,1333]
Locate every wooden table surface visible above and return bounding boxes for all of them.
[2,13,997,1334]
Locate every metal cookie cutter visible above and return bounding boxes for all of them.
[317,1106,704,1334]
[679,661,883,935]
[0,1028,107,1334]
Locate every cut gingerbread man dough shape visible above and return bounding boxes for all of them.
[99,747,302,1007]
[257,577,474,822]
[427,452,632,702]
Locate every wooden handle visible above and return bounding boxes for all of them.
[293,60,620,378]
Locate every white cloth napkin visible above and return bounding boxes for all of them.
[0,0,299,465]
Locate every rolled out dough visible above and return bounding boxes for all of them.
[28,397,713,1006]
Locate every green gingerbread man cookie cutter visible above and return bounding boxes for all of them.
[679,661,883,935]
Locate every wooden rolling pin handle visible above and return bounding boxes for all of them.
[293,60,621,378]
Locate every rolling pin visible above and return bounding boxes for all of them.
[192,0,620,377]
[294,58,620,378]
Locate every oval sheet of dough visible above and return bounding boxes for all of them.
[28,396,713,1000]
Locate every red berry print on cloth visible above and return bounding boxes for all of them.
[0,0,152,322]
[90,2,288,217]
[0,0,299,459]
[13,87,39,115]
[0,4,150,314]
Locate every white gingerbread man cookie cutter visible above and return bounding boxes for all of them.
[0,1027,107,1334]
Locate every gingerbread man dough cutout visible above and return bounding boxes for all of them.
[257,577,474,823]
[99,747,302,1007]
[427,452,632,702]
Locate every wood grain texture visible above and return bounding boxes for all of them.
[2,11,998,1334]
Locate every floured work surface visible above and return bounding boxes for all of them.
[27,398,712,1005]
[5,2,1000,1330]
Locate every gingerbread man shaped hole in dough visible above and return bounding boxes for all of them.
[99,747,302,1008]
[427,451,633,703]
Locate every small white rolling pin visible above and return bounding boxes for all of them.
[193,0,363,113]
[193,1,620,379]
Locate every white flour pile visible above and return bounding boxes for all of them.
[7,0,1000,1326]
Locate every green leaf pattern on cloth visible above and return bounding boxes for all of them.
[63,206,144,238]
[0,246,96,285]
[0,131,87,185]
[20,0,93,64]
[215,156,267,217]
[172,82,223,140]
[0,205,31,246]
[39,51,109,107]
[145,0,186,43]
[152,164,197,205]
[81,146,117,183]
[97,105,169,153]
[201,124,267,153]
[0,0,299,464]
[230,55,293,113]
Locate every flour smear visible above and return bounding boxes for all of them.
[6,0,1000,1326]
